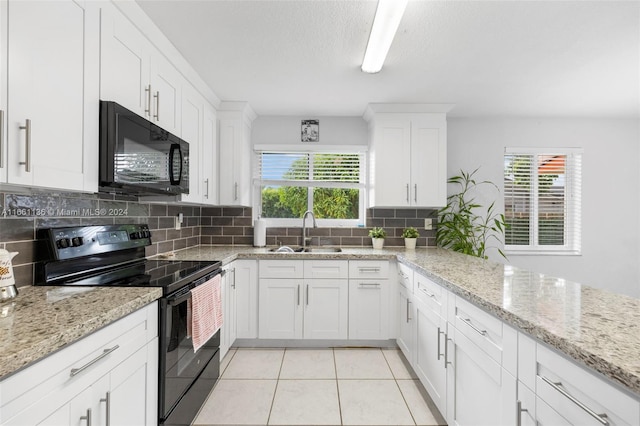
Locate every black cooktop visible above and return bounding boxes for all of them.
[36,224,221,296]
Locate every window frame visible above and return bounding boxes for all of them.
[253,146,367,227]
[503,147,582,255]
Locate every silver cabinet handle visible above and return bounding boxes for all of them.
[444,334,452,368]
[459,316,487,336]
[153,91,160,121]
[359,282,381,288]
[231,268,236,289]
[406,183,409,202]
[297,284,300,306]
[100,391,111,426]
[70,345,119,377]
[406,299,411,322]
[80,408,92,426]
[145,85,152,116]
[0,110,4,168]
[516,400,528,426]
[540,376,609,425]
[419,287,435,298]
[204,178,209,199]
[414,184,417,203]
[437,327,445,361]
[234,182,238,201]
[18,119,31,172]
[358,267,381,273]
[306,284,310,305]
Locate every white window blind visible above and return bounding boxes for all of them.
[254,151,365,223]
[504,148,582,254]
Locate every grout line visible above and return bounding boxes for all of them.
[265,348,287,425]
[332,348,344,425]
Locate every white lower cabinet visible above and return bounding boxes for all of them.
[221,259,258,358]
[220,264,236,360]
[258,260,348,340]
[397,283,416,364]
[0,302,158,426]
[348,261,390,340]
[445,325,517,426]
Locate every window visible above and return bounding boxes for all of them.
[503,148,582,254]
[254,150,365,226]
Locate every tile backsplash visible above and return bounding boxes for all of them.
[1,188,438,288]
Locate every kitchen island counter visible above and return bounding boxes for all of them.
[169,245,640,397]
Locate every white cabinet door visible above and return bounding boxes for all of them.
[109,339,158,426]
[369,119,412,207]
[201,103,218,205]
[179,84,203,204]
[259,278,303,339]
[235,260,258,339]
[218,107,253,206]
[348,279,389,340]
[411,118,447,207]
[445,326,516,426]
[414,300,447,415]
[220,266,231,359]
[6,0,88,191]
[150,54,181,135]
[100,4,151,118]
[397,284,415,364]
[0,1,7,184]
[304,279,348,340]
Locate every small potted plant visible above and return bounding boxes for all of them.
[402,227,419,249]
[368,227,386,249]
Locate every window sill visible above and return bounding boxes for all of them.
[505,250,581,256]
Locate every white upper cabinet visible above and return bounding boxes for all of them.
[364,104,450,208]
[2,0,99,192]
[179,84,204,204]
[100,3,182,135]
[218,102,256,206]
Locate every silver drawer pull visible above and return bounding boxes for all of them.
[419,287,435,298]
[540,376,609,425]
[359,282,381,287]
[459,316,487,336]
[70,345,119,377]
[358,267,381,273]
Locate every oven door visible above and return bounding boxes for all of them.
[159,289,220,424]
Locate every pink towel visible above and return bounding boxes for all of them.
[188,274,223,353]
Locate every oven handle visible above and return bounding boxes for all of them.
[167,291,191,307]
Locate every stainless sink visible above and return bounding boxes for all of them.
[268,246,342,253]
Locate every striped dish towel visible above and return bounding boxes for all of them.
[189,274,223,353]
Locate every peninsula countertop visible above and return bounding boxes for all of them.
[0,286,162,379]
[167,245,640,396]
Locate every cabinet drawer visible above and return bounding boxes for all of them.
[0,302,158,421]
[397,263,414,292]
[414,272,446,316]
[536,343,640,426]
[304,260,348,279]
[349,260,389,279]
[259,259,304,278]
[451,296,503,364]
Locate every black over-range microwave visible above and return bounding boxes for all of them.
[99,100,189,195]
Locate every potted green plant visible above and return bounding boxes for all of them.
[436,168,507,259]
[368,227,386,249]
[401,226,420,249]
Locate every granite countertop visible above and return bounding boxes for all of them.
[167,245,640,396]
[0,286,162,379]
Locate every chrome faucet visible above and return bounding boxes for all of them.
[302,210,317,248]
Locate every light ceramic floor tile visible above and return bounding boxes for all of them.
[268,380,341,425]
[334,348,394,379]
[220,348,237,375]
[222,348,284,379]
[338,379,415,425]
[382,348,418,379]
[279,349,336,379]
[397,380,442,425]
[193,379,277,425]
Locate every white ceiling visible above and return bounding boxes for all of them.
[136,0,640,118]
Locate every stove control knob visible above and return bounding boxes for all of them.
[143,230,151,238]
[71,237,83,247]
[130,231,143,240]
[57,238,70,249]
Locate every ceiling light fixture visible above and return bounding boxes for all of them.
[361,0,408,74]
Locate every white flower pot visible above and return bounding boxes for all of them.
[404,238,417,249]
[372,238,385,249]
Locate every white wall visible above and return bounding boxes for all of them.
[252,116,368,147]
[448,117,640,297]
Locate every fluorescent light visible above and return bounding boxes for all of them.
[361,0,408,73]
